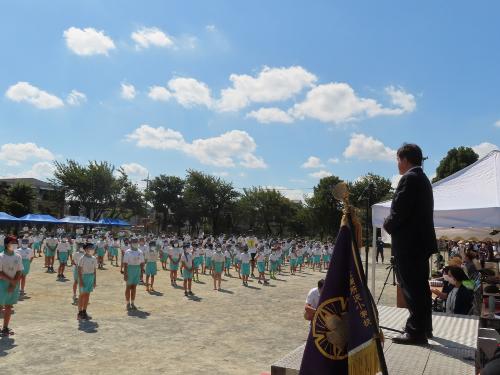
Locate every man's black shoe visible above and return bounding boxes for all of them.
[402,327,433,339]
[392,333,428,346]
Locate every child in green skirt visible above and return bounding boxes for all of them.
[0,236,23,336]
[211,246,225,291]
[180,243,194,296]
[239,246,251,286]
[77,243,97,321]
[144,241,158,292]
[16,238,33,296]
[123,238,145,310]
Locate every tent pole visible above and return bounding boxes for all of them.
[371,227,377,293]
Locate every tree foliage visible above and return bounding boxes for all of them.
[51,160,143,220]
[145,175,185,232]
[184,170,239,234]
[0,183,36,217]
[433,147,478,183]
[305,175,344,240]
[2,160,396,238]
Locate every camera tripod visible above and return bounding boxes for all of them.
[376,257,397,305]
[376,257,405,334]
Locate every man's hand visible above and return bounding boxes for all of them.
[304,305,316,321]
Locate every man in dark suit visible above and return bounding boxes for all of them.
[383,143,437,345]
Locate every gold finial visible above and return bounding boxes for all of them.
[333,182,362,247]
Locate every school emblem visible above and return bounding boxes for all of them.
[312,297,348,360]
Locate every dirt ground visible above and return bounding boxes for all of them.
[0,250,397,375]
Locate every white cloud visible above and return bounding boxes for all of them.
[213,171,229,177]
[66,90,87,106]
[385,86,416,113]
[126,125,186,150]
[495,120,500,128]
[63,27,115,56]
[343,133,396,161]
[291,83,415,124]
[121,83,136,100]
[0,143,55,166]
[264,186,310,202]
[120,163,149,179]
[167,77,212,108]
[131,27,174,49]
[472,142,499,158]
[328,157,340,164]
[246,107,294,124]
[6,82,64,109]
[22,162,55,180]
[216,66,317,112]
[148,86,172,101]
[126,125,267,169]
[0,162,56,181]
[301,156,324,169]
[206,24,216,32]
[309,170,333,179]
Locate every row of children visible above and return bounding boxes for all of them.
[0,233,335,332]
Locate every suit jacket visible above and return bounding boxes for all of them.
[383,167,438,258]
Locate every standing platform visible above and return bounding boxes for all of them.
[271,305,478,375]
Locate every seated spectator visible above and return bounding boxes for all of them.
[445,267,474,315]
[463,251,478,278]
[304,279,324,321]
[431,266,454,301]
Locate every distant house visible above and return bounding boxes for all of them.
[0,178,61,214]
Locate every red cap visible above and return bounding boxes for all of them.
[4,235,17,247]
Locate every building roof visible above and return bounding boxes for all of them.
[0,178,54,190]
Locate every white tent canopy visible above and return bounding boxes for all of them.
[372,150,500,229]
[369,149,500,292]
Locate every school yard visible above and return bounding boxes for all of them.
[0,254,396,375]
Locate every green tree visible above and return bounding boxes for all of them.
[184,170,239,234]
[144,175,185,232]
[349,173,393,249]
[52,160,128,220]
[349,173,393,207]
[306,175,344,240]
[237,187,296,236]
[5,183,36,217]
[115,181,147,220]
[433,147,478,183]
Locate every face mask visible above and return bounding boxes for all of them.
[174,244,178,248]
[21,243,28,249]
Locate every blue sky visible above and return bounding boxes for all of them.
[0,1,499,200]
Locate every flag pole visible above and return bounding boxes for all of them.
[333,183,389,375]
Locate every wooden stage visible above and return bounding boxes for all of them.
[271,305,478,375]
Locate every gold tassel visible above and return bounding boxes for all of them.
[348,339,380,375]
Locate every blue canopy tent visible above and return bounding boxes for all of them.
[59,216,99,225]
[98,218,131,227]
[0,212,20,221]
[18,214,61,223]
